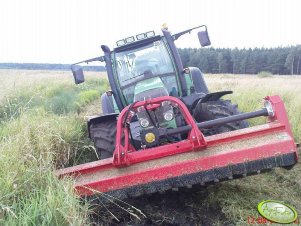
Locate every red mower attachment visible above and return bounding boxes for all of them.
[56,95,298,199]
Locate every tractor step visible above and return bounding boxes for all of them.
[56,123,297,200]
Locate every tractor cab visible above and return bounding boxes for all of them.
[72,25,211,113]
[114,38,178,104]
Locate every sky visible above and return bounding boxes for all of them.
[0,0,300,64]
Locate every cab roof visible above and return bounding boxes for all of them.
[114,35,162,53]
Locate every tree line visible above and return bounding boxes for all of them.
[2,45,301,75]
[178,45,301,75]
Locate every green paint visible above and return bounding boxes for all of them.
[134,77,167,96]
[184,72,193,95]
[257,200,298,224]
[111,95,120,113]
[160,118,177,129]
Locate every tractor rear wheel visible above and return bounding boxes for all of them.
[193,99,249,136]
[90,120,117,159]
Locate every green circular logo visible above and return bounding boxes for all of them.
[257,200,298,224]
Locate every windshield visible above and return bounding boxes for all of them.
[115,40,175,87]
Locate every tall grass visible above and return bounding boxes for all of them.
[204,74,301,224]
[206,74,301,142]
[0,70,109,225]
[1,70,300,225]
[0,110,89,225]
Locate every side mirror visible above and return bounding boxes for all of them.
[198,30,211,47]
[71,65,85,84]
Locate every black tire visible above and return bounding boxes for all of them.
[193,99,249,136]
[90,120,117,159]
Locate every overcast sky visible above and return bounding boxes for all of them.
[1,0,300,63]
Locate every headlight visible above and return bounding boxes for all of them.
[139,118,150,128]
[163,110,174,121]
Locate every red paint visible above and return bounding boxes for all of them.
[55,95,298,196]
[112,96,207,166]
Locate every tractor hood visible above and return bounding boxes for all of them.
[134,77,169,101]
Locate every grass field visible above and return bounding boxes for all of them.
[0,69,300,225]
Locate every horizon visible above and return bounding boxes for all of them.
[1,44,299,65]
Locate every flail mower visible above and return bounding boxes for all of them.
[56,25,298,200]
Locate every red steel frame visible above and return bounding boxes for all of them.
[56,95,298,196]
[113,96,207,166]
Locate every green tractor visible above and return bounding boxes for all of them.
[71,25,248,158]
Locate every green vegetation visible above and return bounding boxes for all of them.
[205,74,301,225]
[206,74,301,142]
[179,45,301,75]
[257,71,272,78]
[2,45,301,76]
[0,110,89,225]
[0,70,300,225]
[0,72,109,225]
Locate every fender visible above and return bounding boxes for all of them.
[200,91,233,103]
[189,67,209,94]
[189,91,233,112]
[101,92,116,114]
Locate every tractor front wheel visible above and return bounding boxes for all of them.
[90,120,117,159]
[193,99,249,136]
